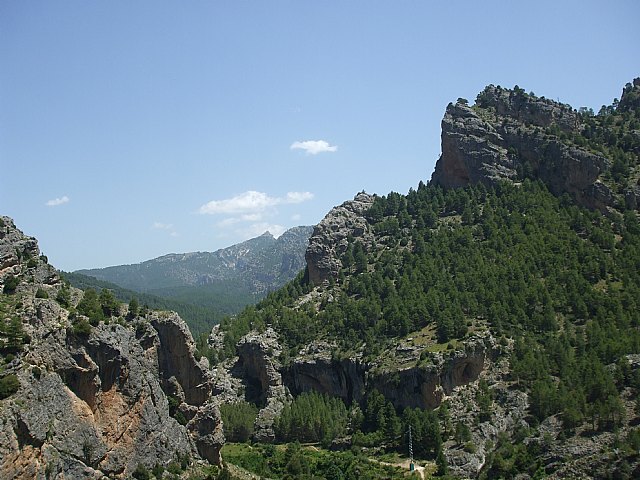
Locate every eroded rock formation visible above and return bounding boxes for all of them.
[305,192,375,285]
[431,86,617,211]
[0,217,223,479]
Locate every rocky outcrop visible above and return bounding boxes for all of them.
[234,328,290,442]
[369,335,494,410]
[284,340,366,405]
[305,193,375,285]
[431,86,615,211]
[280,334,497,412]
[0,218,223,478]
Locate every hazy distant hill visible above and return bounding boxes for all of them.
[75,226,313,324]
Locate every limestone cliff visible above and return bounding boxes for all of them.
[430,84,636,212]
[0,217,223,479]
[305,192,375,285]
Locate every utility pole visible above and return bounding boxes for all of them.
[408,425,414,472]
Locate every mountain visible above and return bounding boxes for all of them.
[74,226,313,333]
[62,271,223,336]
[3,79,639,479]
[77,227,313,293]
[0,216,224,478]
[212,79,640,479]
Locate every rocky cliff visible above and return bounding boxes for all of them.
[430,83,639,212]
[305,192,375,285]
[0,217,223,479]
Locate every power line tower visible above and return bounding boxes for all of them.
[408,425,415,472]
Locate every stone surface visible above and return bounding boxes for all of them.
[305,193,375,285]
[431,87,615,212]
[0,218,223,479]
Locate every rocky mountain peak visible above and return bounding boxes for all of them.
[431,85,624,212]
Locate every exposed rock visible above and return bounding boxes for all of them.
[305,193,375,285]
[284,340,367,405]
[431,87,614,212]
[0,218,223,479]
[233,328,291,442]
[369,333,497,410]
[151,312,212,406]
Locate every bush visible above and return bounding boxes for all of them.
[35,288,49,299]
[72,317,92,336]
[3,275,19,294]
[0,374,20,399]
[131,464,151,480]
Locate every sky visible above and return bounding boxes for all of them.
[1,1,638,271]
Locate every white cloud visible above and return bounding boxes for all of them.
[153,222,174,230]
[198,190,313,215]
[45,195,70,207]
[153,221,178,237]
[285,191,314,203]
[290,140,338,155]
[291,213,302,221]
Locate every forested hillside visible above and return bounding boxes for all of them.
[214,80,640,479]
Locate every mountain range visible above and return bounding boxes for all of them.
[72,226,313,334]
[1,78,639,479]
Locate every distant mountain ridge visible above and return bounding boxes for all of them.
[75,226,314,322]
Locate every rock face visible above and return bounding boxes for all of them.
[431,86,615,211]
[0,217,223,479]
[369,335,496,410]
[305,193,375,285]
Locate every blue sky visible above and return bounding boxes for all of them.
[1,1,638,271]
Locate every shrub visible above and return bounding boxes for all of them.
[35,288,49,299]
[3,275,19,294]
[131,464,151,480]
[72,317,92,336]
[0,374,20,399]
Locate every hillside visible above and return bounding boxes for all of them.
[75,227,313,324]
[212,79,640,479]
[2,78,639,480]
[62,271,222,336]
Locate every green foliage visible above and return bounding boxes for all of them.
[127,297,139,319]
[76,289,105,325]
[64,272,222,336]
[194,332,217,364]
[35,288,49,299]
[131,464,151,480]
[275,391,350,444]
[0,316,27,354]
[3,275,20,294]
[55,284,71,307]
[220,401,258,442]
[168,396,187,425]
[221,442,406,479]
[71,316,92,336]
[0,374,20,399]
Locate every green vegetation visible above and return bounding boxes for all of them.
[221,442,406,479]
[2,275,20,294]
[0,374,20,399]
[64,272,221,335]
[216,87,640,463]
[220,401,258,442]
[274,391,350,445]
